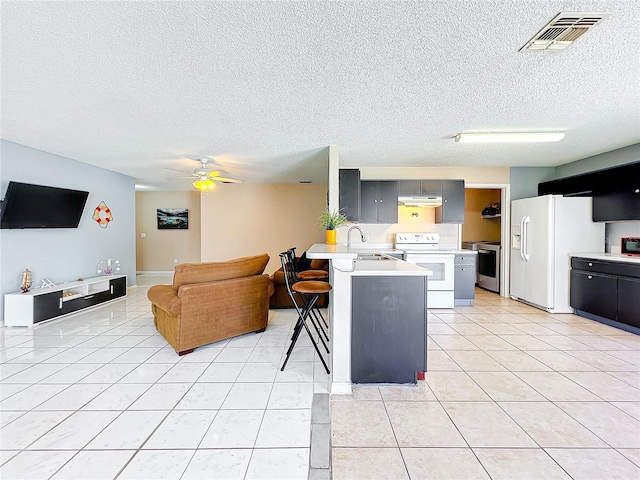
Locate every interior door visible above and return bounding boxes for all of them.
[510,198,528,299]
[524,195,554,308]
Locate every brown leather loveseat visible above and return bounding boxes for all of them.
[269,257,329,308]
[147,253,274,355]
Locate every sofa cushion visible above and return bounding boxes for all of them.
[310,259,328,270]
[173,254,269,290]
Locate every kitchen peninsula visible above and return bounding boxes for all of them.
[307,243,432,394]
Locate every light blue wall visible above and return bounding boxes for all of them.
[509,167,555,201]
[0,140,136,320]
[554,143,640,178]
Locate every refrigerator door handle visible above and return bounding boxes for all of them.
[519,216,526,261]
[523,216,530,261]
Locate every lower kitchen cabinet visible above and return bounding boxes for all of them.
[4,275,127,327]
[351,276,427,384]
[618,277,640,328]
[570,257,640,331]
[570,270,618,321]
[454,253,476,306]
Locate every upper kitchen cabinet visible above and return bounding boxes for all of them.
[360,181,398,224]
[420,180,443,196]
[398,180,422,195]
[398,180,443,196]
[339,169,361,222]
[435,180,465,224]
[539,161,640,222]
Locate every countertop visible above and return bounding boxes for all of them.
[570,252,640,265]
[307,243,477,259]
[306,243,432,276]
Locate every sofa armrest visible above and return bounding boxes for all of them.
[148,285,182,316]
[269,269,285,285]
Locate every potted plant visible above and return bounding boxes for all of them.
[317,209,348,244]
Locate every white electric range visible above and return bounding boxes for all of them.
[395,232,455,309]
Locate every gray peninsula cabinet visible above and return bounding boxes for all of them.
[360,180,399,224]
[454,253,476,306]
[351,275,427,383]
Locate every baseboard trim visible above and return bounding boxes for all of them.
[136,271,173,275]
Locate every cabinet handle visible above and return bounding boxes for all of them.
[59,298,63,309]
[110,285,114,294]
[588,262,593,266]
[588,275,592,280]
[84,295,94,300]
[444,199,448,203]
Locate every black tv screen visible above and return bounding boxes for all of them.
[0,181,89,229]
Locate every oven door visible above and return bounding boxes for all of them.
[404,253,455,291]
[477,247,500,293]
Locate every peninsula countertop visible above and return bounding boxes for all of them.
[306,243,432,277]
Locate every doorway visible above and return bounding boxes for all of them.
[463,184,511,297]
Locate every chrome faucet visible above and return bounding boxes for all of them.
[347,225,366,249]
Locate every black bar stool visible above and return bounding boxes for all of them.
[279,252,331,374]
[286,248,330,340]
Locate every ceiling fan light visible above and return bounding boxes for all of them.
[454,131,565,143]
[192,177,215,191]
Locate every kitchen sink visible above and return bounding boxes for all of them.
[355,253,395,260]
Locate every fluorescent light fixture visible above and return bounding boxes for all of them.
[454,132,565,143]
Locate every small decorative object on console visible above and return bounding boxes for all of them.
[20,269,32,292]
[96,258,121,276]
[40,278,56,288]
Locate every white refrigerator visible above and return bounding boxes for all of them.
[510,195,605,313]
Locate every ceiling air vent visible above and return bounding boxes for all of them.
[520,12,611,52]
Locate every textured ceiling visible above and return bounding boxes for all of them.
[1,1,639,190]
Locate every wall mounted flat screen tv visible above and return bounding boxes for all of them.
[0,181,90,229]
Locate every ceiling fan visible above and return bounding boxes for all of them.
[166,158,244,191]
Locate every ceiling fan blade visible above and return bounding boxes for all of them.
[165,167,195,176]
[166,176,197,179]
[213,176,244,184]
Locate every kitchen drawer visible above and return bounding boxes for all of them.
[571,257,640,279]
[455,254,476,266]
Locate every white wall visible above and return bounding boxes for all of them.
[200,184,327,275]
[0,140,136,320]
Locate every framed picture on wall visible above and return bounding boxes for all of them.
[157,208,189,229]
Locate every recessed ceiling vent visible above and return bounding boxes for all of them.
[520,12,611,52]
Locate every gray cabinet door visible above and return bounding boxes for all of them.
[359,181,379,223]
[339,169,360,222]
[436,180,465,223]
[377,181,398,223]
[454,266,476,300]
[618,277,640,328]
[398,180,421,195]
[351,276,427,383]
[360,181,398,223]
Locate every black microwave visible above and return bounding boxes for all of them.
[621,237,640,256]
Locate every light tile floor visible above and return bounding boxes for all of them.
[1,274,328,480]
[331,289,640,479]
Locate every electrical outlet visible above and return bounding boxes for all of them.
[140,233,146,238]
[173,258,178,264]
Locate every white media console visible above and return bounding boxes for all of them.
[4,275,127,327]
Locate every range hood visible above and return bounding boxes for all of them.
[398,195,443,207]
